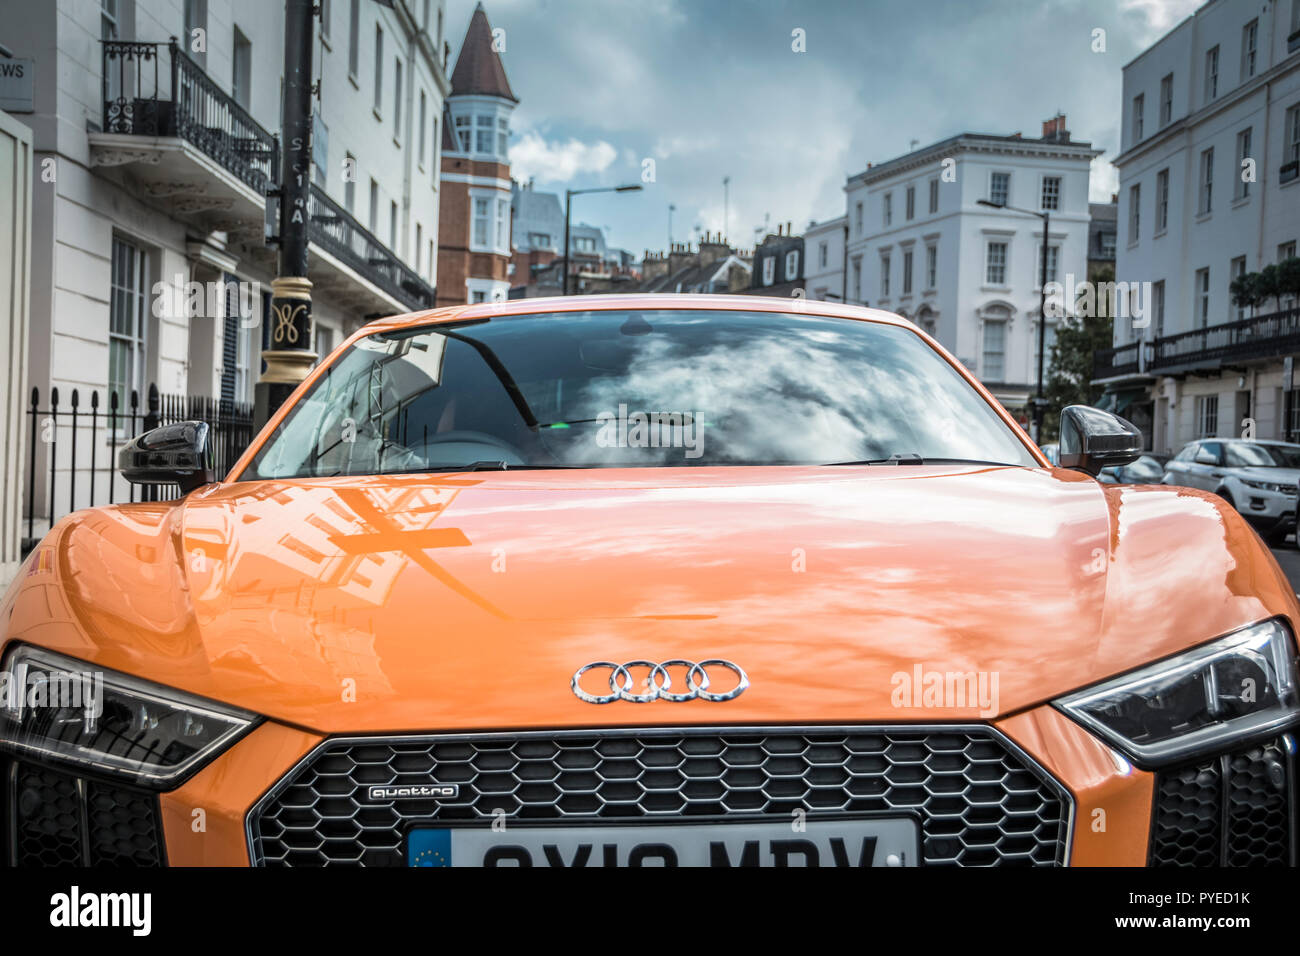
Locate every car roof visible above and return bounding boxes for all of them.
[357,293,914,337]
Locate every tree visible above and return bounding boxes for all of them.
[1278,257,1300,307]
[1041,265,1117,441]
[1230,270,1264,317]
[1258,263,1281,313]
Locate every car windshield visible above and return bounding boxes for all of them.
[241,309,1038,478]
[1225,443,1296,468]
[1263,444,1300,468]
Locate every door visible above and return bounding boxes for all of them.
[1185,441,1224,490]
[0,108,32,584]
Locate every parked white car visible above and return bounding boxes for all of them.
[1162,439,1300,546]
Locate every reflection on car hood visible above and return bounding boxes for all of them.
[7,465,1295,732]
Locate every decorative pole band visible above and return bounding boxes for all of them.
[261,276,318,386]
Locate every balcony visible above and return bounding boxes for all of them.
[1094,306,1300,380]
[1093,342,1143,379]
[90,39,275,244]
[90,38,435,315]
[307,185,436,313]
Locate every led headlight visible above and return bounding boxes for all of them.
[0,644,258,789]
[1240,479,1291,494]
[1055,618,1300,768]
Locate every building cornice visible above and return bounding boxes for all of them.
[1113,54,1300,169]
[848,136,1101,188]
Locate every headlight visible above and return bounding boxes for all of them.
[0,644,258,789]
[1240,479,1290,493]
[1054,618,1299,768]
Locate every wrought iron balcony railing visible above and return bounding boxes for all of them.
[1093,341,1142,379]
[307,183,437,311]
[1094,306,1300,379]
[101,38,278,193]
[99,38,436,312]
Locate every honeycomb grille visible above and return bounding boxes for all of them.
[3,759,166,867]
[1149,735,1296,867]
[248,726,1072,866]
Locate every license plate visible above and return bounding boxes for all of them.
[407,816,919,867]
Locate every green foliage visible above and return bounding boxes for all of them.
[1258,264,1281,311]
[1278,257,1300,301]
[1228,259,1300,317]
[1041,265,1116,442]
[1230,271,1264,315]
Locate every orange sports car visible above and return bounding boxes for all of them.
[2,294,1297,867]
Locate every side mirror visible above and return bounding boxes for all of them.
[1058,405,1142,477]
[118,421,216,494]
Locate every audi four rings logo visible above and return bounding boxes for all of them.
[571,660,749,703]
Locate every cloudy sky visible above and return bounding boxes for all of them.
[445,0,1203,257]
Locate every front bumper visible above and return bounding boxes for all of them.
[1236,487,1298,536]
[4,706,1297,866]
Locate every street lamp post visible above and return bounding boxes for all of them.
[562,184,643,295]
[255,0,317,429]
[977,198,1051,442]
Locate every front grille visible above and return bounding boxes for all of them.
[248,726,1072,866]
[2,758,166,867]
[1148,734,1297,866]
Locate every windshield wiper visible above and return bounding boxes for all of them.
[823,455,1019,467]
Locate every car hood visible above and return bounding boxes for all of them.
[7,465,1295,733]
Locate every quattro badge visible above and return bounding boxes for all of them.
[368,784,460,801]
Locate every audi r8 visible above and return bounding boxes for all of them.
[2,294,1298,867]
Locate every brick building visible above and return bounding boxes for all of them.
[436,3,516,305]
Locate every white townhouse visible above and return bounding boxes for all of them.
[802,214,846,302]
[1104,0,1300,455]
[844,117,1099,420]
[0,0,449,554]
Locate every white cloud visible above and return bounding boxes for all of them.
[509,130,618,184]
[1118,0,1202,43]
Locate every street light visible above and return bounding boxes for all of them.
[563,184,643,295]
[977,198,1051,441]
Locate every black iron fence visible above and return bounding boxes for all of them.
[22,384,255,554]
[101,38,278,193]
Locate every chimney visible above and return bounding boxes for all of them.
[1041,113,1069,142]
[698,232,731,267]
[642,250,670,282]
[668,242,695,275]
